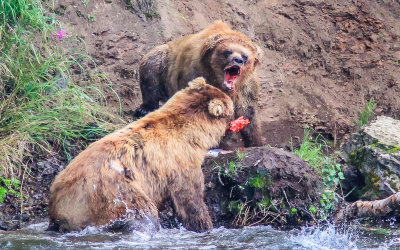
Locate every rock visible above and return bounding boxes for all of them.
[200,146,322,227]
[342,116,400,200]
[339,162,364,202]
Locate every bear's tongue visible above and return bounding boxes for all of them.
[224,72,237,90]
[223,66,241,91]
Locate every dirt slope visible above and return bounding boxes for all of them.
[56,0,400,147]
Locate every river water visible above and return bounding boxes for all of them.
[1,222,399,249]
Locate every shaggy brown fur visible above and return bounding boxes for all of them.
[48,78,234,233]
[134,21,262,147]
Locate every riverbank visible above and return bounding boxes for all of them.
[1,0,400,234]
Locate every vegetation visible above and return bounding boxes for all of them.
[217,154,281,227]
[87,14,95,22]
[320,157,344,213]
[292,129,344,219]
[291,129,326,173]
[0,0,120,203]
[216,150,246,177]
[357,98,376,128]
[0,173,20,203]
[124,0,158,19]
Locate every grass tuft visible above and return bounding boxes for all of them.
[291,129,345,217]
[357,98,376,128]
[0,0,122,183]
[291,129,326,172]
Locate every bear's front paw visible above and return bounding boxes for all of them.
[133,108,151,119]
[183,207,213,233]
[187,216,213,233]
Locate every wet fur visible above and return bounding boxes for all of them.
[136,21,262,147]
[48,78,234,233]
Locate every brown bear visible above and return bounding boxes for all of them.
[48,77,234,233]
[134,21,262,148]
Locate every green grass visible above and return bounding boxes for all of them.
[357,98,376,128]
[0,0,121,183]
[291,129,344,217]
[291,129,326,172]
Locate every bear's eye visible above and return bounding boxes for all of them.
[223,50,232,58]
[242,54,248,63]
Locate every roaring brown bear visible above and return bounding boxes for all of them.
[134,21,262,147]
[48,77,234,233]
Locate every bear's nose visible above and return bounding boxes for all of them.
[233,57,243,65]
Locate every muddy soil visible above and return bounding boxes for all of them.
[0,155,67,230]
[56,0,400,148]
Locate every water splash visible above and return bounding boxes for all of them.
[288,224,358,250]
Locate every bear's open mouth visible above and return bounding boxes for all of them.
[223,64,242,91]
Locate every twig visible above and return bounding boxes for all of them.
[384,181,397,194]
[252,159,261,167]
[217,171,224,186]
[269,213,282,224]
[297,176,303,183]
[333,122,337,147]
[20,167,26,215]
[248,206,272,227]
[300,208,319,225]
[282,189,292,208]
[343,186,356,199]
[339,182,345,201]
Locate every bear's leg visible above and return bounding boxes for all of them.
[240,104,262,147]
[134,76,161,118]
[105,182,161,234]
[107,211,160,235]
[169,171,213,232]
[134,45,169,118]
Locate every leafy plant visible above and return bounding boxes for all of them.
[309,205,316,214]
[0,174,20,203]
[322,157,344,189]
[228,200,242,214]
[227,160,242,176]
[215,151,246,177]
[235,149,246,161]
[88,14,95,22]
[320,157,344,213]
[248,174,265,188]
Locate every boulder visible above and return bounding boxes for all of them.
[342,116,400,200]
[200,146,322,227]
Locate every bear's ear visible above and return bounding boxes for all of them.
[254,45,263,67]
[200,34,221,58]
[208,98,225,117]
[188,77,207,90]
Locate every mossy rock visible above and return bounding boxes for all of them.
[342,116,400,200]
